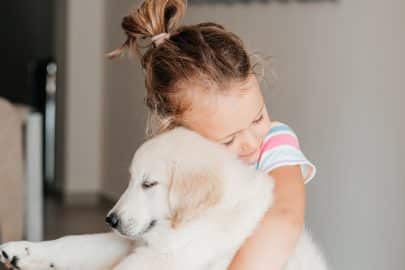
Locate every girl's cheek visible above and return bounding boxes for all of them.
[256,118,271,146]
[262,112,272,132]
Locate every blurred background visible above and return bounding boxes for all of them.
[0,0,404,269]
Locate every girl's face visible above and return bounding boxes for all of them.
[181,74,272,165]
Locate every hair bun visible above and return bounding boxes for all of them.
[107,0,186,60]
[151,32,171,46]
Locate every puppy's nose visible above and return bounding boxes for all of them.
[105,212,120,228]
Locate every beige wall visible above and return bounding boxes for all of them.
[50,0,405,268]
[61,0,106,195]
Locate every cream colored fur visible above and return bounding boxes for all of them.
[0,127,328,270]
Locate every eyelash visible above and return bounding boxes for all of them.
[223,114,264,146]
[253,114,264,124]
[223,137,235,146]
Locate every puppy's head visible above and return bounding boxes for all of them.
[106,127,225,239]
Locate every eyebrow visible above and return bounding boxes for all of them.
[218,102,265,141]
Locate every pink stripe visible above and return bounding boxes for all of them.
[259,134,300,160]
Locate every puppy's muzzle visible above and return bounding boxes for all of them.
[105,212,120,228]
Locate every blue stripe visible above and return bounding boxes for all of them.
[268,124,292,135]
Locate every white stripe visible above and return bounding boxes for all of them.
[264,129,298,142]
[260,145,304,166]
[262,161,316,184]
[258,145,316,184]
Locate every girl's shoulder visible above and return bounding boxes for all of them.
[258,120,316,184]
[268,121,297,135]
[262,121,299,147]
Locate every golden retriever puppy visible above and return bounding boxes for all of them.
[1,127,328,270]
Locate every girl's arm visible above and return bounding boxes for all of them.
[227,165,306,270]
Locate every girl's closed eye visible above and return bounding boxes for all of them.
[253,114,264,124]
[223,114,264,146]
[223,137,235,146]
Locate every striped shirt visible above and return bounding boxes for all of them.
[252,121,316,184]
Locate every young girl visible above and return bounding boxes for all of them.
[108,0,316,269]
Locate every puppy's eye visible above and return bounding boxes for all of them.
[142,180,158,189]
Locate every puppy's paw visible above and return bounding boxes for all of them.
[0,242,56,270]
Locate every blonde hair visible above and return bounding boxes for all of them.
[108,0,268,139]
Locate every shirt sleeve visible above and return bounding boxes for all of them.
[256,121,316,184]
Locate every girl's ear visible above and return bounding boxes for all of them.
[168,164,223,229]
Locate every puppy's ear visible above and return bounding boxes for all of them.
[168,164,223,229]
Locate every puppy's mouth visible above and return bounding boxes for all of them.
[114,219,157,239]
[139,219,157,235]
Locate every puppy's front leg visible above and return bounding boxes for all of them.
[0,232,134,270]
[113,248,177,270]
